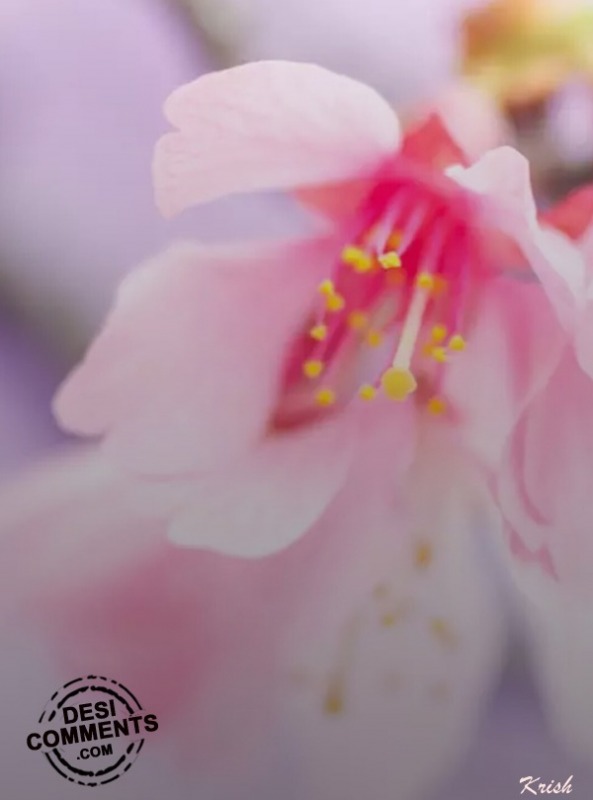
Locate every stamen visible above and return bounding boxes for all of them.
[414,541,433,569]
[365,330,383,348]
[381,368,417,401]
[378,251,402,270]
[429,346,448,364]
[416,272,435,291]
[381,612,398,628]
[358,384,377,401]
[429,617,459,650]
[391,281,432,372]
[315,388,336,407]
[303,359,324,379]
[427,396,447,415]
[448,333,466,351]
[309,324,328,341]
[433,276,448,295]
[324,681,344,715]
[387,230,404,250]
[342,245,373,273]
[326,293,345,313]
[397,202,429,255]
[318,279,335,296]
[347,310,369,330]
[431,324,448,343]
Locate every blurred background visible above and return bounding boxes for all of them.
[2,0,593,796]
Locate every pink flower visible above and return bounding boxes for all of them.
[0,61,589,798]
[496,185,593,594]
[477,187,593,772]
[50,61,578,556]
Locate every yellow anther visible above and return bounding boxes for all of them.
[358,384,377,401]
[378,251,402,270]
[326,293,345,312]
[347,310,368,330]
[387,231,404,250]
[431,324,448,343]
[342,245,373,273]
[315,388,336,407]
[381,368,417,401]
[318,279,335,296]
[309,324,328,342]
[303,359,324,379]
[365,329,383,348]
[324,682,344,715]
[414,541,433,569]
[427,396,447,415]
[416,273,435,291]
[448,333,466,351]
[430,346,448,364]
[430,617,459,650]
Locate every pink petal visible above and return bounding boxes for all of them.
[0,423,503,798]
[497,349,593,596]
[153,61,400,217]
[0,449,150,612]
[54,236,338,475]
[445,276,568,470]
[449,147,587,328]
[422,81,512,162]
[574,229,593,378]
[167,413,356,556]
[259,424,504,799]
[294,113,470,222]
[401,112,469,170]
[167,399,414,556]
[294,176,377,221]
[0,451,282,782]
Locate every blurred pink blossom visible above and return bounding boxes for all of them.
[497,186,593,594]
[0,433,505,800]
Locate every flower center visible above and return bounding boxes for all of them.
[280,168,483,423]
